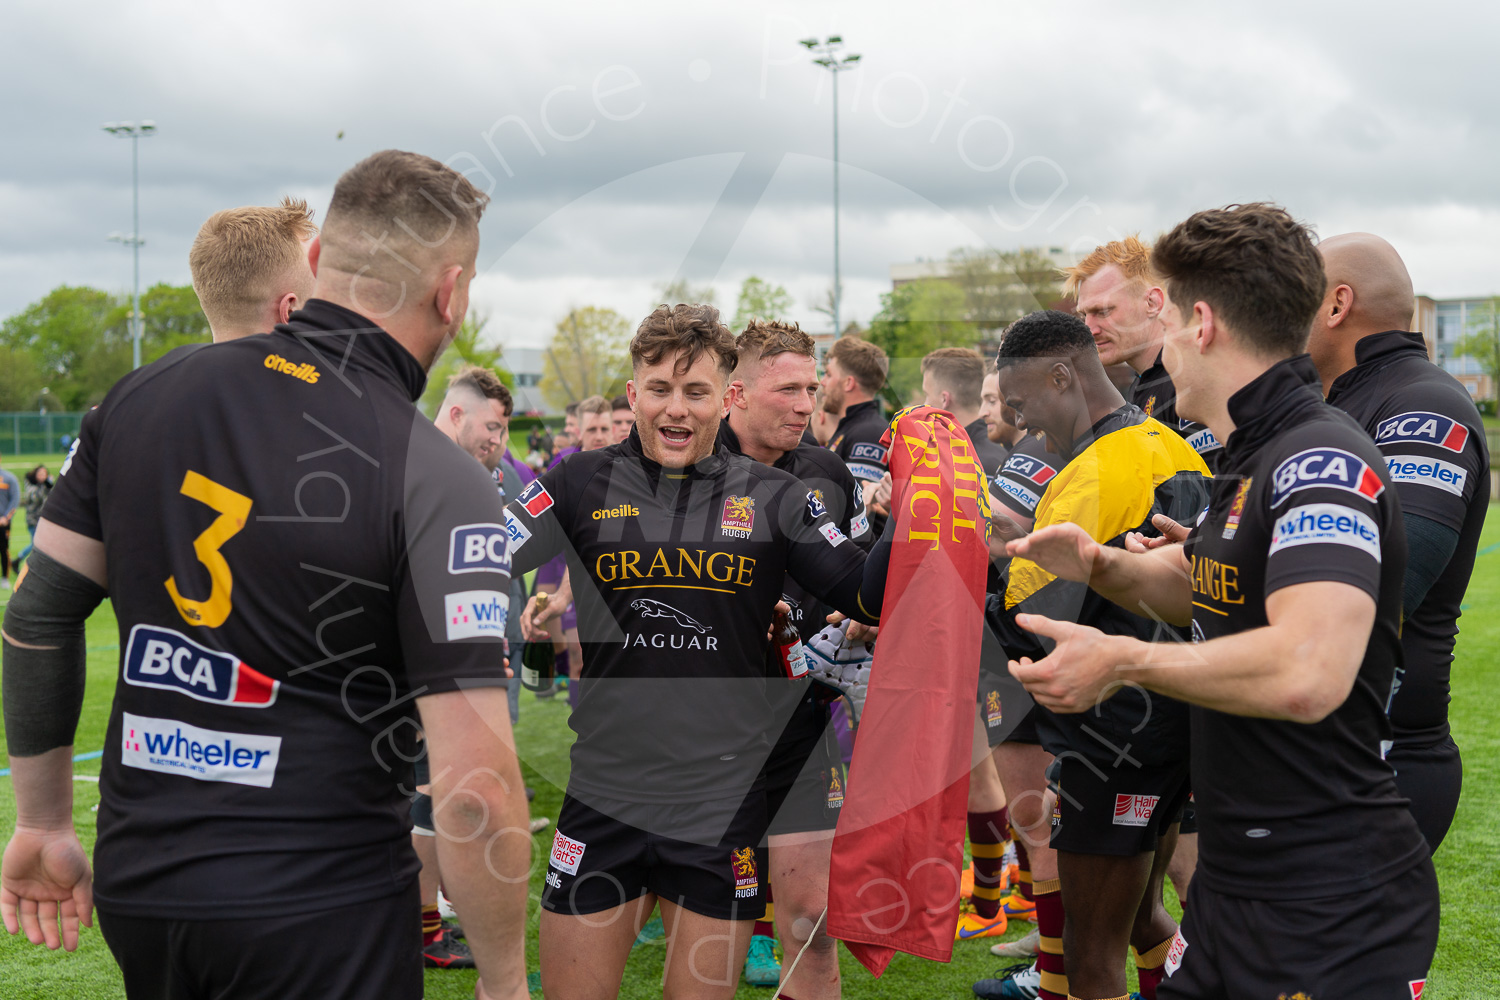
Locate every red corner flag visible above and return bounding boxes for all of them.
[826,405,989,976]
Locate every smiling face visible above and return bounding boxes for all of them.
[1075,264,1162,371]
[733,351,819,458]
[627,349,731,467]
[1158,292,1208,423]
[995,358,1071,445]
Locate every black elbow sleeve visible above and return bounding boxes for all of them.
[3,550,107,757]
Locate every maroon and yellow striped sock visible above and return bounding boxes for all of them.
[1033,879,1067,1000]
[753,895,774,939]
[421,903,443,946]
[1010,823,1033,904]
[968,807,1009,918]
[1132,934,1174,1000]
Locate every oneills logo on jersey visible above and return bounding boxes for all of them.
[592,504,640,519]
[1376,411,1470,453]
[517,480,554,518]
[263,353,320,384]
[720,495,755,538]
[1222,477,1253,539]
[124,625,279,707]
[731,847,759,899]
[1270,448,1384,507]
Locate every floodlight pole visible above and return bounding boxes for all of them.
[802,37,861,339]
[102,121,156,368]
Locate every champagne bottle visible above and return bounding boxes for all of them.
[773,607,808,680]
[521,593,554,692]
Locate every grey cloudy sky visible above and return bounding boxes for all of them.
[3,0,1497,349]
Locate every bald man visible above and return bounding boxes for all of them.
[1309,233,1490,852]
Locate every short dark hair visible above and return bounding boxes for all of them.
[630,303,738,378]
[825,337,889,394]
[446,365,513,416]
[736,319,816,370]
[1151,203,1325,358]
[920,347,985,410]
[611,394,631,412]
[995,310,1096,368]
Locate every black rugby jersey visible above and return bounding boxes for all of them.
[1327,331,1490,746]
[966,418,1009,479]
[42,300,512,918]
[991,405,1209,766]
[1184,355,1426,899]
[717,421,873,641]
[828,399,888,485]
[504,428,872,811]
[990,433,1062,522]
[1134,349,1226,474]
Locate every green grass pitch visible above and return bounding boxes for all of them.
[1,499,1496,999]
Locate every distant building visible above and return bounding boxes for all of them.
[888,245,1084,289]
[502,346,553,415]
[1412,295,1495,401]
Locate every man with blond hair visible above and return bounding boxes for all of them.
[1066,236,1224,473]
[188,197,318,342]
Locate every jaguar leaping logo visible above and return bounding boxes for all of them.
[630,599,711,634]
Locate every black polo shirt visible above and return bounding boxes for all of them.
[1327,330,1490,747]
[828,399,889,485]
[1183,355,1426,899]
[42,299,512,918]
[504,428,869,813]
[1134,349,1226,474]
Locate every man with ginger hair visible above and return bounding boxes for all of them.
[188,197,318,342]
[2,151,530,1000]
[1066,236,1225,474]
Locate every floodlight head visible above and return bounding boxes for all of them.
[814,58,835,67]
[827,35,842,45]
[140,121,157,133]
[799,37,818,48]
[843,54,862,63]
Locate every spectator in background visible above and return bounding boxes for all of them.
[0,459,17,589]
[577,395,613,452]
[188,197,318,342]
[610,393,633,444]
[16,465,53,569]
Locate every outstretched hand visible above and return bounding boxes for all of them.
[1125,512,1191,554]
[1005,522,1105,583]
[1006,613,1122,713]
[1,827,94,952]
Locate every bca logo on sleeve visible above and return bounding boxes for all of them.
[1004,455,1056,487]
[1375,411,1470,453]
[448,523,510,574]
[1270,448,1384,507]
[850,442,887,465]
[124,625,279,707]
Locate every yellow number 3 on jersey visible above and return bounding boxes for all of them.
[164,471,253,629]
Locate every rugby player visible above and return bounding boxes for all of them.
[974,310,1208,1000]
[1067,237,1225,473]
[721,318,873,997]
[611,393,634,445]
[1008,204,1436,999]
[922,347,1009,477]
[509,303,889,1000]
[819,336,891,502]
[188,197,317,343]
[1310,232,1490,851]
[1,150,530,1000]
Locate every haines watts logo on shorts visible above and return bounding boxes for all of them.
[1113,793,1161,827]
[262,353,319,384]
[121,711,281,788]
[720,495,755,538]
[731,846,759,899]
[549,830,586,875]
[124,625,279,707]
[444,590,508,640]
